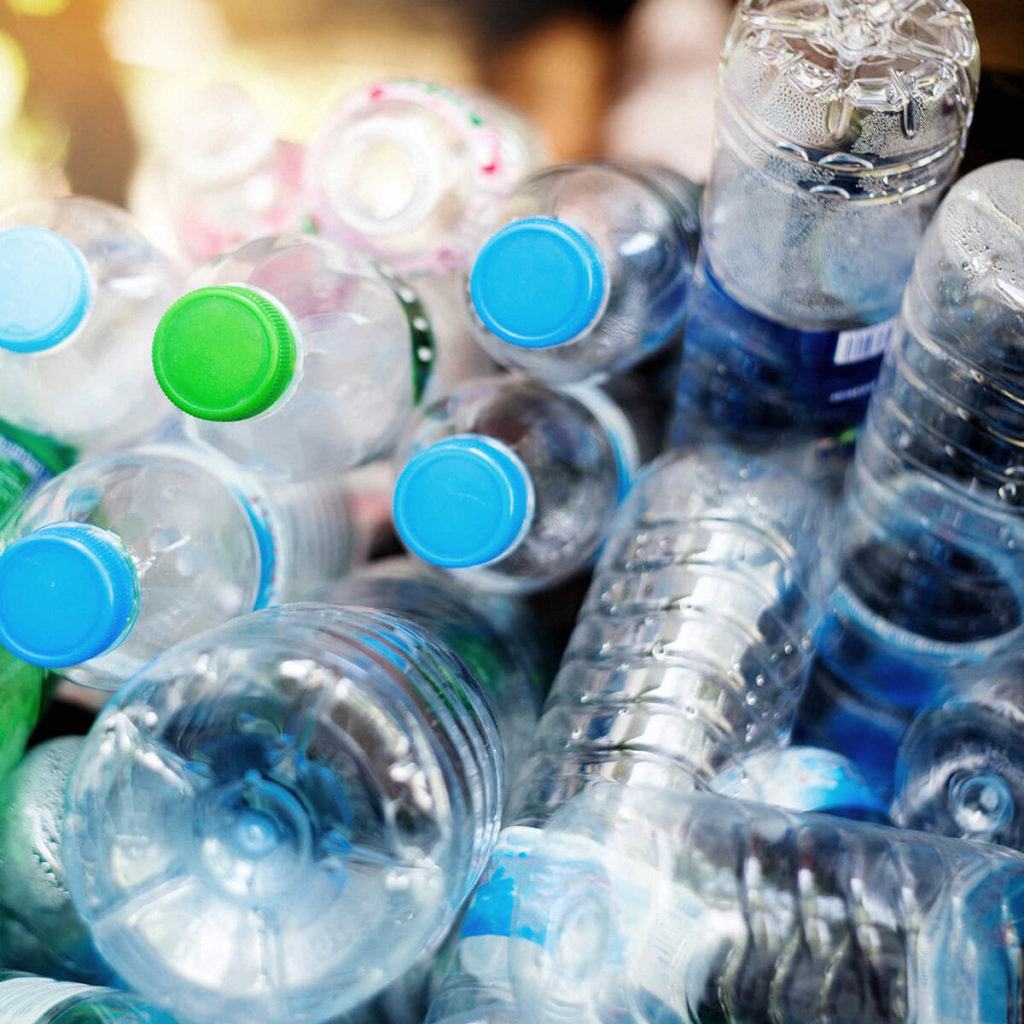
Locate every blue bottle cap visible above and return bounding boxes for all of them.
[0,226,94,353]
[0,522,140,667]
[393,435,535,569]
[469,217,607,348]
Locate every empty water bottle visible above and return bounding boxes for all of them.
[132,82,307,267]
[671,0,979,447]
[392,374,661,593]
[0,196,183,454]
[0,649,44,783]
[466,162,701,384]
[424,445,827,1024]
[710,743,890,822]
[893,656,1024,851]
[0,440,356,689]
[812,161,1024,718]
[0,418,74,533]
[153,233,444,481]
[62,594,547,1024]
[304,78,544,276]
[0,738,111,985]
[478,784,1024,1024]
[0,971,177,1022]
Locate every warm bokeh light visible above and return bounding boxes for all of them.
[6,0,70,16]
[0,29,27,131]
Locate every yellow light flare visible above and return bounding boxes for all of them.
[0,30,28,133]
[6,0,71,16]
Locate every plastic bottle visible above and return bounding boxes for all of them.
[0,738,111,985]
[0,196,183,454]
[392,374,662,593]
[670,0,979,448]
[304,78,545,277]
[466,162,701,384]
[152,233,448,482]
[131,82,308,267]
[0,440,356,690]
[447,784,1024,1024]
[423,445,827,1024]
[811,161,1024,719]
[62,595,548,1024]
[710,743,890,823]
[0,970,177,1023]
[893,657,1024,852]
[0,650,44,784]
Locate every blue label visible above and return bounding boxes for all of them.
[674,254,895,437]
[237,490,279,610]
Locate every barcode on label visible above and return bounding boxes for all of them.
[833,316,899,365]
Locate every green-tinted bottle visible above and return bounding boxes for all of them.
[0,971,179,1022]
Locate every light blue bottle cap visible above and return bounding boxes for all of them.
[470,217,606,348]
[0,226,94,353]
[0,522,140,668]
[393,435,535,569]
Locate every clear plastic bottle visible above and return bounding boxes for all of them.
[0,440,355,689]
[0,971,177,1023]
[153,233,444,482]
[710,743,890,822]
[62,596,548,1024]
[304,78,545,277]
[462,784,1024,1024]
[510,443,827,825]
[392,374,662,593]
[893,657,1024,851]
[466,162,701,384]
[812,161,1024,717]
[0,738,112,985]
[670,0,980,447]
[131,82,308,268]
[423,445,827,1024]
[0,196,183,454]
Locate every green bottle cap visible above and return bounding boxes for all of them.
[152,285,298,421]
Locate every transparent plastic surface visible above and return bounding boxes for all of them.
[0,971,178,1023]
[0,739,112,985]
[482,785,1024,1024]
[10,441,354,689]
[63,603,507,1024]
[467,163,701,384]
[305,79,544,276]
[894,657,1024,851]
[673,0,979,441]
[510,444,827,826]
[0,648,43,782]
[148,83,308,266]
[0,197,183,454]
[176,233,424,481]
[316,558,554,775]
[394,375,648,594]
[813,162,1024,714]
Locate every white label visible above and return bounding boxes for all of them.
[833,316,899,365]
[0,976,97,1022]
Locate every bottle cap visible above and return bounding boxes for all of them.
[0,226,93,353]
[152,285,298,421]
[0,522,140,668]
[470,217,606,348]
[393,434,535,568]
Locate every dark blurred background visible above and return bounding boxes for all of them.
[0,0,1021,209]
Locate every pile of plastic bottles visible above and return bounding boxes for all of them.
[0,1,1023,1022]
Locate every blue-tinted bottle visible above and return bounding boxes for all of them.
[670,0,979,448]
[811,161,1024,719]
